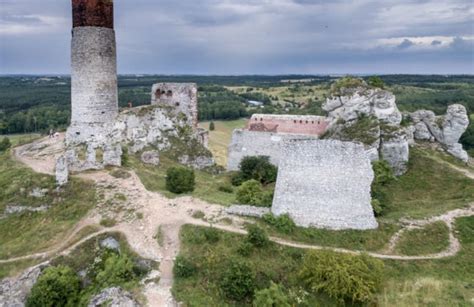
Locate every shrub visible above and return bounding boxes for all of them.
[253,282,291,307]
[371,199,383,216]
[263,213,296,234]
[299,250,384,304]
[220,260,256,301]
[259,190,274,207]
[26,266,81,307]
[166,166,195,194]
[100,218,117,228]
[236,180,263,205]
[174,255,197,278]
[95,253,137,287]
[209,121,215,131]
[0,137,11,152]
[231,172,246,186]
[246,224,269,247]
[372,160,396,186]
[367,76,385,89]
[239,156,278,184]
[218,185,234,193]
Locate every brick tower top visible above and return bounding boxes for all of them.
[72,0,114,29]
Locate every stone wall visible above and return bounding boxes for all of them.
[227,129,317,170]
[247,114,329,136]
[151,83,198,128]
[272,139,378,230]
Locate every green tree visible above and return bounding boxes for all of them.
[253,282,290,307]
[246,224,269,247]
[0,137,11,152]
[166,166,195,194]
[26,266,81,307]
[95,253,136,287]
[209,121,215,131]
[220,260,256,301]
[299,250,384,304]
[239,156,278,184]
[367,76,385,89]
[173,255,197,278]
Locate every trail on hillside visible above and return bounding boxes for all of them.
[5,136,474,306]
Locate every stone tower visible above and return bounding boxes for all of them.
[68,0,118,143]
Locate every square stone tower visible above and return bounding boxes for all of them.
[151,83,198,128]
[67,0,118,144]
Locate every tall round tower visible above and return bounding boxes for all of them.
[70,0,118,132]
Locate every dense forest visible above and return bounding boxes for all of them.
[1,75,473,152]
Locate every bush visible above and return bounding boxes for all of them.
[253,282,291,307]
[166,166,195,194]
[236,180,263,204]
[174,255,197,278]
[95,253,137,287]
[231,172,246,186]
[218,185,234,193]
[121,146,129,167]
[299,250,384,304]
[26,266,81,307]
[371,199,383,216]
[372,160,396,186]
[239,156,278,184]
[367,76,385,89]
[220,260,256,301]
[246,224,269,247]
[0,137,11,152]
[262,213,296,234]
[209,121,215,131]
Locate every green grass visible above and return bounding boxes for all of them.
[130,155,238,206]
[198,119,247,166]
[256,219,399,252]
[173,224,333,306]
[4,133,42,147]
[394,222,450,256]
[173,216,474,306]
[0,151,96,260]
[379,147,474,220]
[0,258,43,280]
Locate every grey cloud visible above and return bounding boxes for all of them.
[431,40,442,46]
[397,39,415,49]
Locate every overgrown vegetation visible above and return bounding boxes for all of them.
[166,166,196,194]
[395,222,450,256]
[236,179,273,207]
[233,156,278,185]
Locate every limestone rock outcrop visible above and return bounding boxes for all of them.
[410,104,469,162]
[323,86,409,175]
[0,263,49,307]
[141,150,160,166]
[88,287,140,307]
[55,155,69,186]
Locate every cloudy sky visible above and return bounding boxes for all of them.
[0,0,473,75]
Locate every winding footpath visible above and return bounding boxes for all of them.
[3,136,474,306]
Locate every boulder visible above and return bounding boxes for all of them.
[441,104,469,146]
[380,128,409,176]
[0,263,49,307]
[141,150,160,166]
[55,155,69,186]
[100,237,120,252]
[88,287,140,307]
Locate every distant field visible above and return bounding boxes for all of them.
[198,119,247,167]
[4,133,42,146]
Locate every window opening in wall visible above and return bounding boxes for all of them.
[76,132,80,135]
[167,90,173,97]
[175,102,180,106]
[300,120,302,123]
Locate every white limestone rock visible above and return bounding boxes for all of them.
[0,263,49,307]
[380,128,409,176]
[55,155,69,186]
[141,150,160,166]
[442,104,469,146]
[88,287,140,307]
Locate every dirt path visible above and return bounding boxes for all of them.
[5,136,474,306]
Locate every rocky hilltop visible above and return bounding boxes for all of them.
[322,78,470,175]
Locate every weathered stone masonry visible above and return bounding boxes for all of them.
[247,114,329,135]
[272,139,378,230]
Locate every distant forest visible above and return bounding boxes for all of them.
[1,75,473,152]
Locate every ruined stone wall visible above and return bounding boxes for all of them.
[272,139,378,230]
[247,114,329,136]
[151,83,198,128]
[72,0,114,28]
[227,129,317,170]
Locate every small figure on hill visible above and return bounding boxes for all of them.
[209,121,215,131]
[49,129,54,138]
